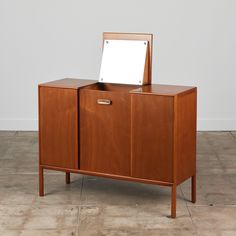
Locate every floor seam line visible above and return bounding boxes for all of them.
[180,184,198,235]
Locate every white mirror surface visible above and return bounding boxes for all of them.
[99,40,147,85]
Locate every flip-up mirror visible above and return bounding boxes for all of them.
[99,39,148,85]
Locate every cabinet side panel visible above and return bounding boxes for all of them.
[131,94,174,182]
[176,90,197,184]
[39,87,78,169]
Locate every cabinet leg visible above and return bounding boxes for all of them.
[66,172,70,184]
[171,184,176,218]
[191,175,196,203]
[39,166,44,196]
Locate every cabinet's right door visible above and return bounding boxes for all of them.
[131,94,174,183]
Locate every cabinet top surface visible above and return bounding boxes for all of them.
[130,84,196,96]
[39,79,196,96]
[39,78,96,89]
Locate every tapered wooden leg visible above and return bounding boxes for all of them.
[39,166,44,196]
[171,184,176,218]
[66,172,70,184]
[191,175,196,203]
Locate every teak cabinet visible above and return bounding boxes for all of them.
[38,79,197,218]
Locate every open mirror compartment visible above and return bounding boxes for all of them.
[99,32,153,85]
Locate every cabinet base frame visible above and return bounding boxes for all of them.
[39,165,196,218]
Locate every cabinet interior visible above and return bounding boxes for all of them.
[83,82,140,93]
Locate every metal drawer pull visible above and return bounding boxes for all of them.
[97,99,112,105]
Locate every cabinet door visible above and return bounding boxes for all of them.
[131,94,174,182]
[39,87,78,169]
[80,89,131,176]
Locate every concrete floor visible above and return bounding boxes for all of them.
[0,131,235,236]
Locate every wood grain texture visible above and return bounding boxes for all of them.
[39,86,78,169]
[192,175,196,203]
[171,184,177,218]
[39,166,44,196]
[131,94,174,182]
[103,32,153,85]
[130,84,196,96]
[39,78,96,89]
[41,164,173,187]
[175,89,197,184]
[85,82,139,92]
[66,172,70,184]
[80,87,131,176]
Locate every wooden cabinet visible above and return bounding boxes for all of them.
[38,33,197,218]
[39,79,197,218]
[38,24,196,220]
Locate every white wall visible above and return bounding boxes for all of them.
[0,0,236,131]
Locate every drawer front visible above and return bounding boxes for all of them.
[39,87,78,169]
[131,94,174,182]
[80,89,131,176]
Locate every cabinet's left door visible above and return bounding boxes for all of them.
[39,86,79,169]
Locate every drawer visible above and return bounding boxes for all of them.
[79,83,137,176]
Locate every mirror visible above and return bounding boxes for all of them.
[99,40,148,85]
